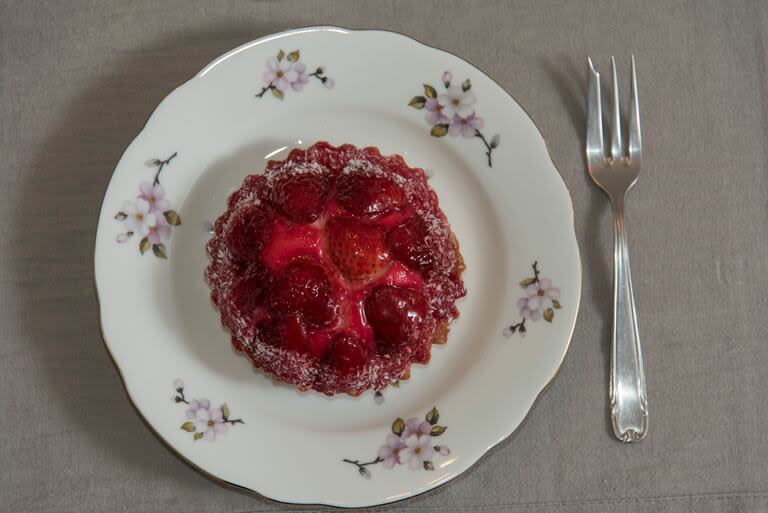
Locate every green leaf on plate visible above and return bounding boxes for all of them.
[430,425,447,436]
[409,96,427,109]
[139,237,151,255]
[164,210,181,226]
[426,406,439,425]
[152,243,167,259]
[392,418,405,436]
[430,124,449,137]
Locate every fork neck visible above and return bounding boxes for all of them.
[610,193,627,214]
[611,194,629,261]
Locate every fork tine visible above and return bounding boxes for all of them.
[586,58,605,166]
[610,57,622,160]
[628,55,642,163]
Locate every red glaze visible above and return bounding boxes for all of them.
[261,220,324,274]
[205,142,466,395]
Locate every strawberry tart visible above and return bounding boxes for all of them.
[205,142,466,396]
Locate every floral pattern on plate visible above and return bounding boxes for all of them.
[503,261,562,336]
[114,152,181,258]
[343,407,449,478]
[172,379,244,442]
[256,49,333,100]
[409,71,500,167]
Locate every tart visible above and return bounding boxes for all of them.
[205,142,466,395]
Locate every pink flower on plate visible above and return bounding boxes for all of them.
[408,73,499,167]
[438,85,476,119]
[289,62,309,92]
[175,383,243,441]
[502,325,521,337]
[122,199,151,236]
[401,433,435,470]
[449,113,484,138]
[187,399,228,442]
[343,406,447,477]
[145,212,170,244]
[139,181,170,214]
[425,97,450,125]
[185,398,210,419]
[263,57,306,92]
[403,417,432,439]
[518,277,560,320]
[377,434,406,469]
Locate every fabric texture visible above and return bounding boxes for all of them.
[1,1,767,512]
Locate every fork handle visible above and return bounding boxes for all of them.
[610,201,648,442]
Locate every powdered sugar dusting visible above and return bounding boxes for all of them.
[205,142,465,395]
[343,159,407,186]
[265,160,325,187]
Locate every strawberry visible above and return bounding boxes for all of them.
[279,315,310,353]
[386,218,435,274]
[326,330,375,375]
[336,173,404,216]
[304,141,356,172]
[224,204,273,263]
[229,266,273,319]
[307,330,333,360]
[260,315,309,354]
[227,174,266,210]
[326,217,390,282]
[364,285,427,349]
[271,172,329,223]
[267,260,338,328]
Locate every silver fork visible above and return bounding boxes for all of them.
[586,56,648,442]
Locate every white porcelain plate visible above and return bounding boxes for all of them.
[94,27,581,508]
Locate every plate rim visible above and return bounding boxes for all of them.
[93,24,583,508]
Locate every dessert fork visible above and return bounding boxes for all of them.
[586,56,648,442]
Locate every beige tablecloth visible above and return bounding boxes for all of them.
[2,1,767,512]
